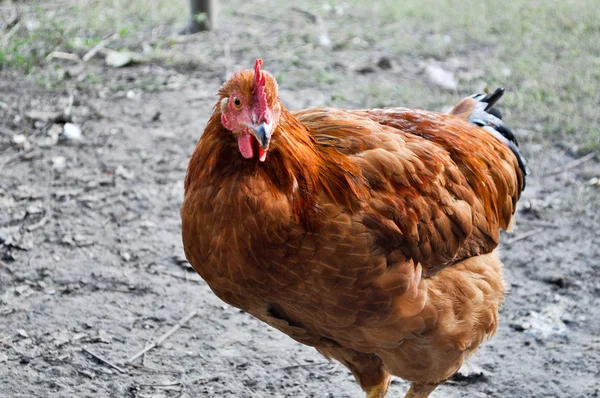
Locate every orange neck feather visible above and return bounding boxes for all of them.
[185,105,367,227]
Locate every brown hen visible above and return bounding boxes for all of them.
[181,59,527,397]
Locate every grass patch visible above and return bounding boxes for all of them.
[0,0,598,149]
[341,0,600,149]
[0,0,187,71]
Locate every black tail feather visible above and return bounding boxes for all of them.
[481,88,505,112]
[468,88,529,192]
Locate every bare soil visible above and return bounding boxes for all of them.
[1,47,599,398]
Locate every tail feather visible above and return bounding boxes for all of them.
[455,88,529,192]
[479,87,505,112]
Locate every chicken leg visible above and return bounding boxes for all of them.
[316,347,392,398]
[404,382,439,398]
[366,382,391,398]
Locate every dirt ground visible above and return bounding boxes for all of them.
[2,5,600,398]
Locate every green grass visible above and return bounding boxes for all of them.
[0,0,598,150]
[351,0,600,150]
[342,0,599,149]
[0,0,187,71]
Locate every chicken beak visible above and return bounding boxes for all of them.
[248,122,272,150]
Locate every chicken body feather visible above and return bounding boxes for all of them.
[181,66,525,397]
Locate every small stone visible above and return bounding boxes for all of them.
[543,275,568,288]
[425,64,457,90]
[52,156,66,170]
[39,124,62,148]
[105,50,145,68]
[377,56,393,70]
[356,66,376,74]
[26,205,43,214]
[452,362,489,383]
[115,165,135,180]
[17,329,29,338]
[39,136,58,148]
[48,124,63,137]
[62,123,83,140]
[65,65,84,78]
[12,134,32,151]
[15,285,33,297]
[318,34,332,48]
[126,90,137,100]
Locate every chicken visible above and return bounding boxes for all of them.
[181,59,528,398]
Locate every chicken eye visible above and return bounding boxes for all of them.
[233,97,242,109]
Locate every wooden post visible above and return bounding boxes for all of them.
[186,0,218,32]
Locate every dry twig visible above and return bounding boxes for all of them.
[26,215,49,232]
[82,347,126,374]
[519,220,559,229]
[46,51,80,61]
[141,328,157,367]
[545,152,596,176]
[127,310,198,363]
[279,362,330,371]
[160,270,202,283]
[82,33,119,62]
[1,20,21,47]
[137,381,183,388]
[506,229,541,245]
[125,363,182,374]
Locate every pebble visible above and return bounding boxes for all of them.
[52,156,66,170]
[12,134,32,151]
[377,56,393,70]
[426,64,457,90]
[63,123,83,140]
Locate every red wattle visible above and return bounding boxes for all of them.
[259,146,267,162]
[238,131,254,159]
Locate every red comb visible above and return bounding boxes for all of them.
[254,59,264,85]
[253,59,269,123]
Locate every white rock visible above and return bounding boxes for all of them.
[63,123,83,140]
[126,90,138,100]
[17,329,29,338]
[12,134,32,150]
[105,50,145,68]
[115,165,135,180]
[51,156,66,170]
[318,33,332,48]
[39,124,62,148]
[0,196,15,208]
[426,64,457,90]
[48,124,62,137]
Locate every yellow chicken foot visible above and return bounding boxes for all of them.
[404,382,439,398]
[366,384,390,398]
